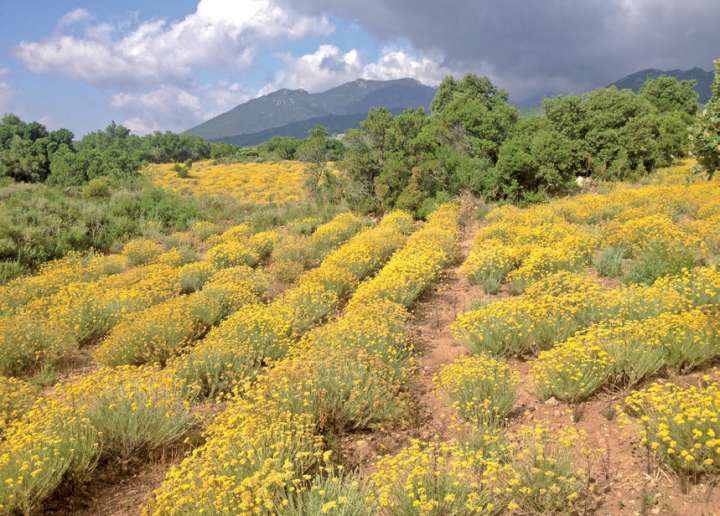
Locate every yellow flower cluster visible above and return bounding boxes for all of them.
[121,238,164,266]
[188,220,222,241]
[171,210,414,397]
[94,212,364,370]
[462,162,720,294]
[145,204,460,514]
[370,424,588,515]
[371,440,513,515]
[623,380,720,475]
[453,267,720,359]
[435,354,519,427]
[0,366,194,515]
[531,306,720,402]
[349,203,459,309]
[206,229,277,268]
[93,267,266,367]
[270,212,364,283]
[452,272,604,357]
[0,252,128,316]
[462,219,594,293]
[0,376,38,435]
[0,222,281,377]
[146,161,307,204]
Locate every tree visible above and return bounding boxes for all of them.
[258,136,301,160]
[0,115,76,183]
[691,59,720,179]
[640,75,699,115]
[489,127,582,201]
[431,74,518,163]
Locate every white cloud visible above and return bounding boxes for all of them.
[262,45,454,94]
[0,82,13,113]
[111,82,253,134]
[16,0,333,87]
[261,44,363,94]
[58,8,92,28]
[362,48,452,85]
[111,86,203,133]
[115,44,453,133]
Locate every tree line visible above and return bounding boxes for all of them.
[335,72,710,215]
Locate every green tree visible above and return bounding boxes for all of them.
[431,74,518,163]
[691,59,720,179]
[640,75,699,115]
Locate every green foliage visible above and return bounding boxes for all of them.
[489,123,583,201]
[593,246,626,278]
[0,179,199,271]
[339,71,694,212]
[0,114,73,182]
[624,240,700,285]
[173,163,190,178]
[691,58,720,179]
[340,75,520,214]
[258,136,302,160]
[0,261,26,284]
[81,176,112,199]
[640,75,699,115]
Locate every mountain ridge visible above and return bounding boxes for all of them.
[187,78,436,141]
[609,67,713,103]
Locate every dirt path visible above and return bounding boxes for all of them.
[409,205,484,441]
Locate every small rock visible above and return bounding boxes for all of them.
[545,397,559,406]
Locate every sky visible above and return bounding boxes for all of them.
[0,0,718,136]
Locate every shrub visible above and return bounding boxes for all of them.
[0,261,25,284]
[121,238,164,266]
[81,176,111,199]
[593,245,626,278]
[0,377,38,435]
[623,380,720,476]
[0,366,194,514]
[508,425,589,514]
[624,240,701,285]
[173,163,189,178]
[371,440,513,515]
[283,469,375,516]
[435,355,519,427]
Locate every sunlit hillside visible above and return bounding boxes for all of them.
[146,161,308,204]
[2,159,720,514]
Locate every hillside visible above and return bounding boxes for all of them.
[610,66,713,103]
[186,78,435,141]
[214,110,407,146]
[4,161,720,515]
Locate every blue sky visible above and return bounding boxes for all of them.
[1,0,718,136]
[0,0,425,135]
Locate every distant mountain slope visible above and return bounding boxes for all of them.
[609,67,713,103]
[187,78,435,141]
[214,110,413,146]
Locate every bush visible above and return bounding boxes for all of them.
[0,261,26,284]
[81,176,112,198]
[593,245,627,278]
[121,238,164,266]
[0,180,200,272]
[435,355,519,427]
[624,240,700,285]
[174,163,189,178]
[623,380,720,477]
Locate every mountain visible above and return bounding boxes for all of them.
[187,78,436,142]
[609,67,713,103]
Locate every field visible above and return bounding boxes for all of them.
[146,161,307,205]
[0,159,720,515]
